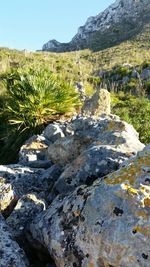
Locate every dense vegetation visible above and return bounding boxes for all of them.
[0,67,80,163]
[112,93,150,144]
[0,24,150,164]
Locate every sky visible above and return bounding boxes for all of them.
[0,0,115,51]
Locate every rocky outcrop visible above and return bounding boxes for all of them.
[98,64,150,96]
[6,194,46,242]
[82,89,111,117]
[47,114,144,200]
[0,112,148,266]
[0,214,29,267]
[0,163,63,215]
[29,145,150,267]
[42,0,150,52]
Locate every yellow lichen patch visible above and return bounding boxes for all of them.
[89,263,94,267]
[136,210,148,220]
[105,154,150,186]
[105,164,141,185]
[144,198,150,207]
[121,183,138,195]
[128,187,139,195]
[133,226,150,236]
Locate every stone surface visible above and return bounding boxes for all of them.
[0,113,147,266]
[43,123,65,142]
[6,194,46,242]
[0,177,16,215]
[0,164,62,207]
[82,89,111,117]
[0,213,29,267]
[141,68,150,80]
[47,136,84,165]
[29,145,150,267]
[47,115,144,198]
[19,135,49,164]
[42,0,150,52]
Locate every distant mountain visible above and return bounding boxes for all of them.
[42,0,150,52]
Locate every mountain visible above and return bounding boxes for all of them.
[42,0,150,52]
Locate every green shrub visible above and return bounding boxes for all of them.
[0,67,81,163]
[142,61,150,69]
[115,66,131,77]
[111,92,150,144]
[2,68,80,128]
[144,81,150,95]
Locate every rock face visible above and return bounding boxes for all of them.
[6,194,46,242]
[29,145,150,267]
[0,214,29,267]
[98,64,150,96]
[82,89,111,117]
[0,112,148,267]
[42,0,150,52]
[46,114,144,200]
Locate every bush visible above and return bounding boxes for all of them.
[111,92,150,144]
[0,67,81,163]
[115,66,131,77]
[2,68,80,128]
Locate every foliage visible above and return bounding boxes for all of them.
[0,23,149,163]
[0,67,81,163]
[115,66,131,77]
[111,92,150,144]
[2,68,80,128]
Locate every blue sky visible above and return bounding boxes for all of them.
[0,0,114,51]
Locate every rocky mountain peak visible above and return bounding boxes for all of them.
[42,0,150,52]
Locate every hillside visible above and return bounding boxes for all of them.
[0,22,150,96]
[42,0,150,52]
[0,0,150,165]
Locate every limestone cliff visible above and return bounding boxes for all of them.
[42,0,150,52]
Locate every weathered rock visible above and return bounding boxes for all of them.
[29,145,150,267]
[19,135,49,164]
[43,123,65,142]
[47,115,144,197]
[82,89,110,117]
[47,136,84,165]
[0,213,29,267]
[141,68,150,80]
[51,145,133,196]
[0,177,17,215]
[26,160,53,169]
[42,0,150,52]
[131,69,140,79]
[0,164,62,207]
[6,194,46,242]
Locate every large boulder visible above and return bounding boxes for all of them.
[141,68,150,80]
[47,115,144,165]
[29,145,150,267]
[19,135,50,165]
[82,89,111,117]
[47,115,144,198]
[0,164,62,213]
[43,123,65,142]
[47,136,84,165]
[0,213,29,267]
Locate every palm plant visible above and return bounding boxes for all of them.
[3,67,80,129]
[0,67,81,163]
